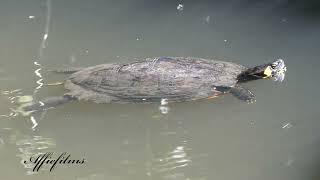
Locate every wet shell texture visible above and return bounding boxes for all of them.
[64,57,246,103]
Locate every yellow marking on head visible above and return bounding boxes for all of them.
[263,66,272,78]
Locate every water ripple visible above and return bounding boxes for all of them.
[16,135,56,175]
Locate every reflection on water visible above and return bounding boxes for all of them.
[0,0,320,179]
[0,127,56,175]
[16,135,56,175]
[1,89,22,118]
[147,115,208,180]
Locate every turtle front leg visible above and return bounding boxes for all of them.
[230,85,256,103]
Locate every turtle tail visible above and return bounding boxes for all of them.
[19,95,75,114]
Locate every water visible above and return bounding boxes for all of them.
[0,0,320,179]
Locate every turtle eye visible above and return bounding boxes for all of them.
[271,63,277,69]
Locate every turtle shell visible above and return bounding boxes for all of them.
[64,57,246,103]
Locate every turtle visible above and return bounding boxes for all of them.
[19,57,287,113]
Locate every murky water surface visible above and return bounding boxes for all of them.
[0,0,320,179]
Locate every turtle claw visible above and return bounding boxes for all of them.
[230,85,256,103]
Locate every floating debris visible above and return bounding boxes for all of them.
[177,4,184,11]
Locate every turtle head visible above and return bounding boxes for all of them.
[262,59,287,82]
[238,59,287,82]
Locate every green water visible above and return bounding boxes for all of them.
[0,0,319,179]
